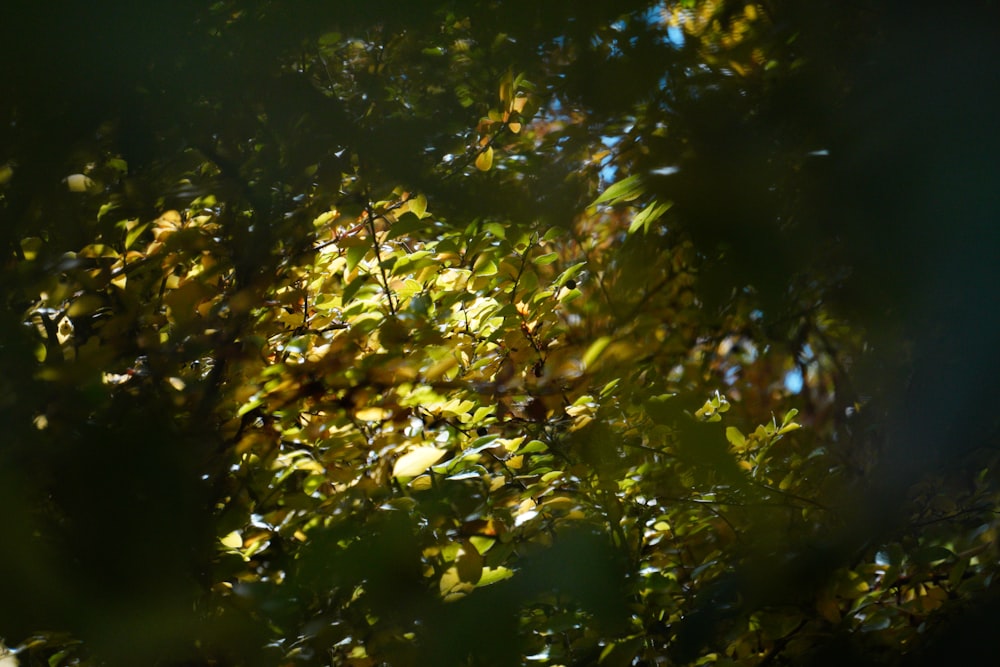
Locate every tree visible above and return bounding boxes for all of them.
[1,1,998,665]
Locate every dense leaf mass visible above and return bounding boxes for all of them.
[1,1,998,666]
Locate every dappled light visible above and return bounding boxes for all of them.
[1,2,999,666]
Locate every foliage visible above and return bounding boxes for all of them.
[1,1,999,666]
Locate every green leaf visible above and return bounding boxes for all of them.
[910,546,955,565]
[555,261,587,286]
[599,636,642,667]
[476,566,513,587]
[385,216,426,241]
[726,426,746,448]
[341,274,367,304]
[628,199,672,234]
[97,202,119,221]
[541,226,565,242]
[124,222,149,250]
[600,378,621,398]
[582,336,613,369]
[533,251,559,265]
[592,174,643,206]
[346,243,369,273]
[409,193,428,218]
[392,250,434,275]
[473,256,498,276]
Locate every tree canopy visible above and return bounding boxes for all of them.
[2,1,999,666]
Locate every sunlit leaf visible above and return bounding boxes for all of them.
[392,447,447,478]
[628,199,672,234]
[410,193,428,218]
[592,174,643,206]
[475,146,494,171]
[220,531,243,549]
[476,566,514,587]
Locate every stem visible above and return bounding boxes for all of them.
[364,198,397,315]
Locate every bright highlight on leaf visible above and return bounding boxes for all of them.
[6,3,978,664]
[592,174,643,206]
[475,146,494,171]
[220,531,243,549]
[392,447,447,478]
[629,199,673,234]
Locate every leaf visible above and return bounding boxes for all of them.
[456,542,484,584]
[20,237,44,261]
[533,251,559,265]
[341,274,367,304]
[582,336,613,369]
[910,546,955,565]
[385,216,426,241]
[64,173,96,193]
[628,199,672,234]
[592,174,643,206]
[777,422,801,435]
[125,222,150,250]
[475,146,494,171]
[220,531,243,549]
[498,70,513,105]
[599,636,642,667]
[555,261,587,287]
[439,566,475,600]
[726,427,746,448]
[97,201,118,221]
[409,193,428,218]
[476,566,514,587]
[835,570,870,599]
[346,243,369,273]
[473,255,498,276]
[392,447,447,478]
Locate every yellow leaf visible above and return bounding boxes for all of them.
[410,193,428,218]
[499,70,513,105]
[355,406,391,421]
[439,565,475,601]
[726,426,746,449]
[220,531,243,549]
[423,354,459,382]
[469,536,496,554]
[64,173,96,193]
[475,146,494,171]
[392,446,447,478]
[408,474,434,491]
